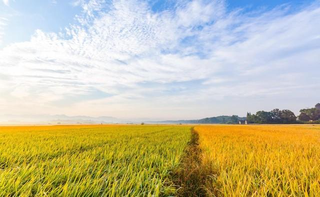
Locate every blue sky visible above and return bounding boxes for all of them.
[227,0,312,9]
[0,0,81,46]
[0,0,315,48]
[0,0,319,121]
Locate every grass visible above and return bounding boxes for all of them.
[0,125,191,196]
[172,128,208,197]
[195,125,320,196]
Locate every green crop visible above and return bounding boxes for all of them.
[0,125,191,196]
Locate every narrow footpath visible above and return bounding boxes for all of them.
[173,127,213,197]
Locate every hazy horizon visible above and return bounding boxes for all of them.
[1,0,319,120]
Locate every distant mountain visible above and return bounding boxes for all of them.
[0,114,246,125]
[151,115,246,124]
[0,114,121,125]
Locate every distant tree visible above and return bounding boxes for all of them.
[300,108,320,121]
[247,105,319,124]
[316,103,320,111]
[280,110,296,123]
[256,111,273,124]
[298,112,311,121]
[247,113,253,123]
[310,108,319,120]
[271,109,282,123]
[202,118,210,124]
[247,113,260,123]
[230,115,239,124]
[196,116,244,124]
[315,103,320,120]
[299,106,320,121]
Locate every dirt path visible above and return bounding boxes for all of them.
[173,128,213,197]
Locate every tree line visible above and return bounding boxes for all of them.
[195,115,245,124]
[247,103,320,124]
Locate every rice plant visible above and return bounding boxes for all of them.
[195,125,320,196]
[0,125,190,196]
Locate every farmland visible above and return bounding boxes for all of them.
[195,125,320,196]
[1,124,320,196]
[0,125,191,196]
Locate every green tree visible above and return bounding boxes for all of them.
[280,110,296,123]
[247,113,259,123]
[271,109,282,123]
[256,111,273,124]
[298,112,310,121]
[316,103,320,111]
[300,108,319,121]
[230,115,239,124]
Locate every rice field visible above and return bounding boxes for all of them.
[0,125,191,196]
[195,125,320,196]
[1,124,320,196]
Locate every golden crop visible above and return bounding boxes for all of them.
[2,124,320,196]
[195,125,320,196]
[0,125,191,196]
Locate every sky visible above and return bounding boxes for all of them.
[0,0,319,121]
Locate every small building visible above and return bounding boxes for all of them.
[239,120,248,125]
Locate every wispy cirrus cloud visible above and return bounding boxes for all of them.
[0,17,6,44]
[0,0,319,119]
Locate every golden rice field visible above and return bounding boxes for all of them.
[0,125,191,196]
[1,124,320,196]
[195,125,320,196]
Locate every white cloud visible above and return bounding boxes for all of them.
[3,0,9,6]
[0,0,319,119]
[0,17,6,44]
